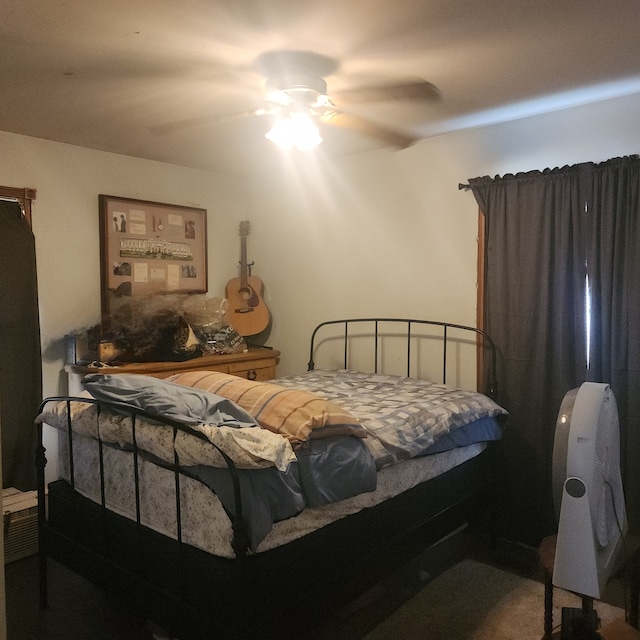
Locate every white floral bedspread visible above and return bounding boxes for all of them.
[275,370,508,467]
[37,392,296,472]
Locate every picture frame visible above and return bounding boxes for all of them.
[99,194,207,324]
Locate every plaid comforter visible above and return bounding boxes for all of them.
[275,370,508,468]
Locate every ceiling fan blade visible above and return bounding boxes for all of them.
[332,80,440,105]
[149,108,266,136]
[322,111,418,149]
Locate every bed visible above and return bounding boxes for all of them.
[36,318,507,640]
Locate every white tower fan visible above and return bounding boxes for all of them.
[552,382,628,599]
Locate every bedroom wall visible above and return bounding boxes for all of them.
[244,92,640,378]
[0,132,246,481]
[1,90,640,483]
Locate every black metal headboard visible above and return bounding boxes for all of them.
[307,318,498,399]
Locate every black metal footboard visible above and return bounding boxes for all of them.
[37,442,499,640]
[35,397,250,613]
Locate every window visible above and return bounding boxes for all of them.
[0,186,36,225]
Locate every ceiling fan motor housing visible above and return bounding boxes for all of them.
[265,74,328,100]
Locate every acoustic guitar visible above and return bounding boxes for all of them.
[225,221,271,337]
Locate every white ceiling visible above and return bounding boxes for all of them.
[2,0,640,176]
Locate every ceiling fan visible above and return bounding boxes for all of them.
[152,50,440,150]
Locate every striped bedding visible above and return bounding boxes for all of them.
[167,370,366,444]
[168,369,507,469]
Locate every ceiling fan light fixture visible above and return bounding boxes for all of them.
[265,111,322,151]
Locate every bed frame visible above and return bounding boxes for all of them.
[36,318,501,640]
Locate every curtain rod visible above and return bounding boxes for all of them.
[458,183,470,190]
[0,197,27,218]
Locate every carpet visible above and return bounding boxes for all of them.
[364,559,625,640]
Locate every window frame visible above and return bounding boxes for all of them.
[0,186,36,225]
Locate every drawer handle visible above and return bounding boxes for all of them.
[247,369,258,381]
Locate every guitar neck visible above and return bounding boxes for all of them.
[240,235,248,287]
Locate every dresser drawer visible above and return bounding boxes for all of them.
[228,359,276,381]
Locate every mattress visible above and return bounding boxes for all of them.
[57,428,487,558]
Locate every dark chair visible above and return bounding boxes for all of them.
[538,534,640,639]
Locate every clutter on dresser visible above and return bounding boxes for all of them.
[65,294,248,367]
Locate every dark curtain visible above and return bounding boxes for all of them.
[0,200,42,490]
[585,157,640,534]
[468,156,640,546]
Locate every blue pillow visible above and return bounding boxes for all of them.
[82,373,258,429]
[418,416,503,455]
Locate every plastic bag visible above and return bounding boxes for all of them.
[183,295,247,354]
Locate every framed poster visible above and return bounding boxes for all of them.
[99,194,207,324]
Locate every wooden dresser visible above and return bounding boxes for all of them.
[65,348,280,395]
